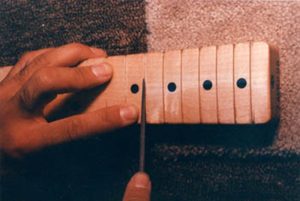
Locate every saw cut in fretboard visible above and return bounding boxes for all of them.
[0,42,279,124]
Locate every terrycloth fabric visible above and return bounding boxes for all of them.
[146,0,300,151]
[0,0,299,201]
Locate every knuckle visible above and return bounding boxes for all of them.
[68,42,87,52]
[99,109,112,123]
[64,118,85,139]
[29,54,50,67]
[18,66,30,78]
[19,69,52,108]
[34,69,52,87]
[1,132,27,157]
[73,68,89,83]
[19,84,34,108]
[99,107,122,126]
[20,51,34,60]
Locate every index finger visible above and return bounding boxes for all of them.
[29,43,107,68]
[6,48,54,79]
[17,43,107,82]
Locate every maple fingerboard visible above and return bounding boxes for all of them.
[0,42,279,124]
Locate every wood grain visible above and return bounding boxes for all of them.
[217,44,235,124]
[163,50,182,123]
[104,55,126,107]
[251,42,271,123]
[145,52,164,123]
[199,46,218,124]
[0,42,276,124]
[125,53,145,122]
[234,43,251,123]
[182,48,200,123]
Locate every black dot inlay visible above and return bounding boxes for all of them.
[203,80,213,90]
[237,78,247,89]
[130,84,139,94]
[168,82,177,92]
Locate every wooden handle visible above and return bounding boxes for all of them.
[0,42,278,124]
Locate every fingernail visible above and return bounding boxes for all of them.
[120,105,138,122]
[92,63,112,77]
[131,172,151,189]
[90,47,107,57]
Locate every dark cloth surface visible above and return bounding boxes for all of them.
[0,1,299,201]
[2,134,300,201]
[0,0,147,65]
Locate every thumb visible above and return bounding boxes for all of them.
[122,172,151,201]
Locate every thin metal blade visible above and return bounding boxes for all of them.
[139,79,146,172]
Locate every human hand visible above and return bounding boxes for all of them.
[0,43,139,157]
[123,172,151,201]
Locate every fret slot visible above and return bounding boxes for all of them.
[125,53,145,123]
[0,42,276,125]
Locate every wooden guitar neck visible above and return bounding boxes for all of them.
[0,42,279,124]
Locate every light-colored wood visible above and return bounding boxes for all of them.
[199,46,218,123]
[163,50,182,123]
[182,48,200,123]
[234,43,251,123]
[217,44,235,124]
[0,42,276,125]
[251,42,271,123]
[125,53,145,122]
[145,52,164,123]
